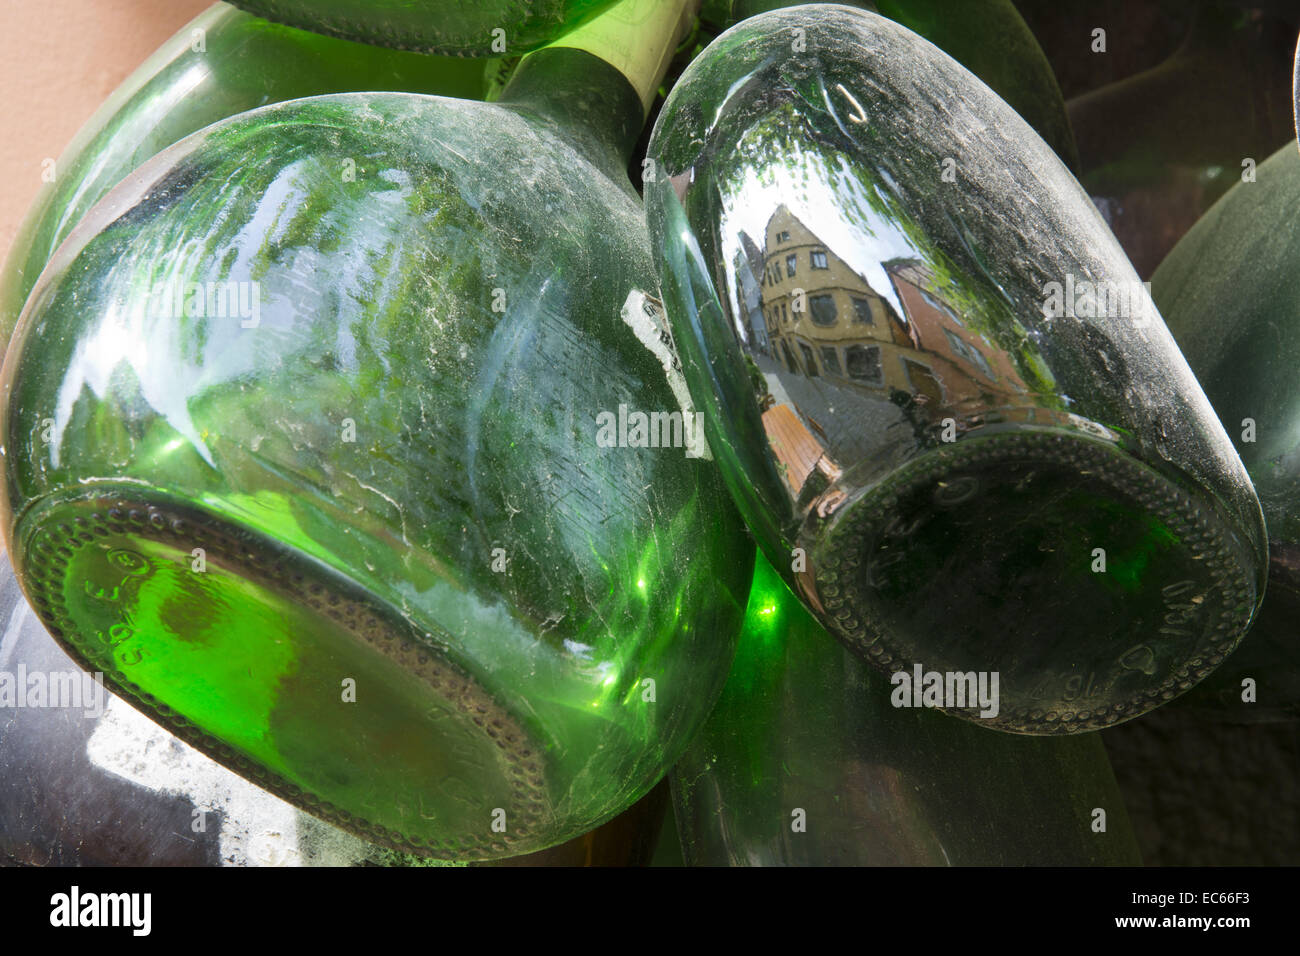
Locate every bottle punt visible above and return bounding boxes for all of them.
[17,488,548,857]
[807,427,1259,733]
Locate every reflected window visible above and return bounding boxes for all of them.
[786,254,797,278]
[922,288,963,326]
[809,294,837,327]
[943,329,996,380]
[781,340,798,375]
[851,297,874,325]
[799,343,818,377]
[811,250,829,270]
[943,328,970,362]
[821,346,841,376]
[846,345,883,384]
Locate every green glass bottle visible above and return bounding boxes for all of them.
[1,0,748,861]
[0,546,670,866]
[227,0,620,55]
[724,0,1080,172]
[1149,142,1300,721]
[487,781,670,866]
[1,544,669,867]
[1103,116,1300,866]
[645,5,1267,733]
[671,551,1142,865]
[0,2,503,354]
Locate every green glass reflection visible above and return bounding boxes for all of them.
[671,550,1143,865]
[227,0,619,55]
[645,6,1267,733]
[1,3,749,860]
[0,2,506,354]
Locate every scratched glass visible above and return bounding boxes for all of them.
[645,6,1268,733]
[721,0,1080,171]
[0,1,504,353]
[0,0,749,860]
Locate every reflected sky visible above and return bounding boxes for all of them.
[717,147,918,332]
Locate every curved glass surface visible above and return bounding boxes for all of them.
[646,6,1267,734]
[728,0,1080,171]
[1152,143,1300,722]
[0,90,751,858]
[672,551,1143,865]
[227,0,620,55]
[0,2,502,353]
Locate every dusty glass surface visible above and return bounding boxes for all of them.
[0,40,750,857]
[0,2,501,353]
[1152,143,1300,721]
[646,6,1267,733]
[726,0,1079,170]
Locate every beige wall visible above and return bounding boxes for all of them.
[0,0,212,266]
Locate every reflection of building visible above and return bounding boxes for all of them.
[883,259,1028,413]
[760,206,908,390]
[752,206,1042,503]
[758,206,1027,414]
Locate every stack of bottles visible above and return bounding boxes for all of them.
[0,0,1293,865]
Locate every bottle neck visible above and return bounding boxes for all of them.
[498,48,645,182]
[498,0,696,182]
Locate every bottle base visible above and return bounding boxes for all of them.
[806,429,1259,734]
[15,489,550,858]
